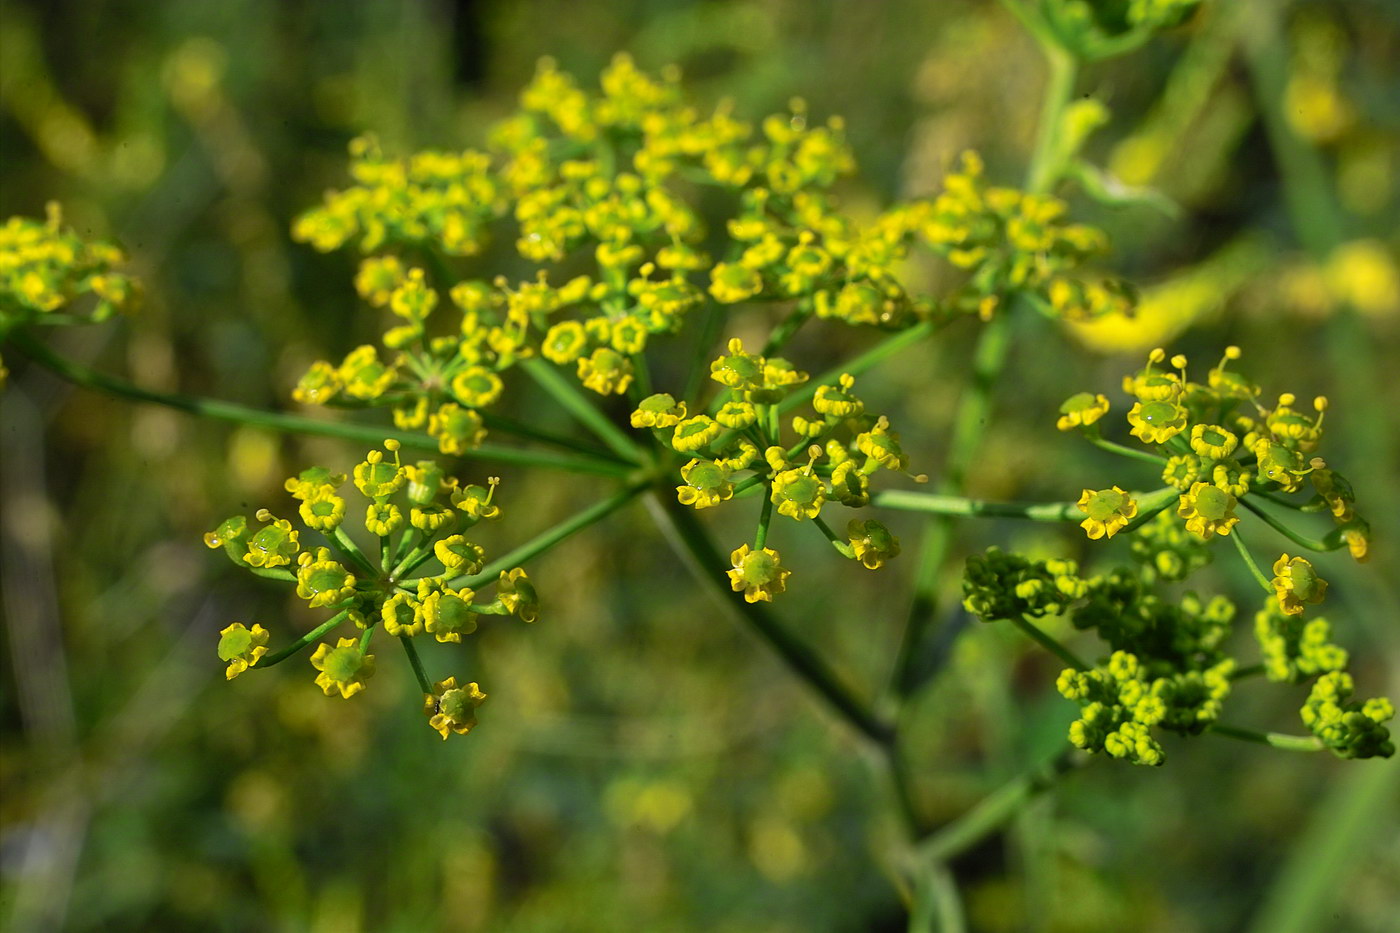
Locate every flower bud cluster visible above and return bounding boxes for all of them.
[1300,672,1395,759]
[206,440,537,738]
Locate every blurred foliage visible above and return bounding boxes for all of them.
[2,0,1398,931]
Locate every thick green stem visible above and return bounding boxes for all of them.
[519,358,646,464]
[913,749,1081,864]
[452,482,647,589]
[10,331,634,478]
[647,492,894,746]
[253,608,353,669]
[1208,723,1323,752]
[1009,614,1089,671]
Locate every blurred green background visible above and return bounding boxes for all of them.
[2,1,1398,930]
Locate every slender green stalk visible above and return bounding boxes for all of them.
[10,331,635,478]
[811,514,854,559]
[647,493,894,746]
[1208,723,1323,752]
[1087,435,1165,465]
[453,482,647,589]
[520,358,646,464]
[400,636,433,695]
[908,862,966,933]
[913,749,1081,864]
[1239,497,1342,553]
[480,410,620,460]
[683,304,727,404]
[253,608,353,668]
[754,490,774,550]
[1027,46,1078,194]
[332,527,378,577]
[1230,529,1274,595]
[1009,615,1089,671]
[763,301,813,356]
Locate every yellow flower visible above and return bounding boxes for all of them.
[310,637,375,699]
[771,468,826,521]
[1077,486,1138,540]
[428,403,487,455]
[1271,554,1328,616]
[1342,524,1369,564]
[450,479,502,524]
[708,261,763,303]
[631,393,687,429]
[353,255,405,307]
[1176,481,1239,540]
[1126,399,1187,445]
[847,519,900,569]
[1056,392,1109,431]
[577,347,634,395]
[677,459,734,510]
[709,338,764,389]
[671,415,723,453]
[295,550,357,608]
[381,593,424,637]
[298,491,346,532]
[715,400,758,430]
[424,677,487,739]
[1188,424,1239,460]
[353,447,405,498]
[496,568,539,622]
[365,501,404,537]
[409,503,455,533]
[338,345,397,400]
[1160,453,1202,490]
[813,374,864,419]
[450,365,504,408]
[243,514,300,568]
[217,623,269,680]
[435,535,485,574]
[292,361,343,405]
[855,417,908,472]
[726,544,791,603]
[421,586,479,643]
[541,320,590,364]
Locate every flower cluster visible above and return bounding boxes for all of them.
[206,440,538,738]
[0,204,139,385]
[962,547,1088,622]
[1300,672,1395,760]
[287,56,1125,455]
[640,341,917,600]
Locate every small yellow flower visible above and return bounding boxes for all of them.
[299,491,346,532]
[338,345,397,400]
[715,400,758,429]
[292,361,343,405]
[1189,424,1239,460]
[1342,523,1369,564]
[726,544,791,603]
[295,550,357,608]
[1176,481,1240,540]
[382,593,424,637]
[310,637,375,699]
[677,459,734,510]
[847,519,900,569]
[577,347,634,395]
[243,514,300,568]
[365,501,404,536]
[671,415,723,453]
[1077,487,1138,540]
[496,568,539,623]
[353,255,405,307]
[353,447,405,498]
[709,338,764,389]
[409,503,455,534]
[421,586,479,643]
[708,261,763,303]
[424,677,487,739]
[771,468,826,521]
[1271,554,1328,616]
[217,623,269,680]
[855,417,908,472]
[1160,454,1202,490]
[450,365,504,408]
[541,320,589,364]
[1056,392,1109,431]
[1127,399,1188,445]
[830,460,871,507]
[1253,439,1309,492]
[715,438,761,472]
[435,535,486,574]
[631,393,687,429]
[450,479,501,524]
[813,374,864,419]
[429,403,487,455]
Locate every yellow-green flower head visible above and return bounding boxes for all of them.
[632,276,701,322]
[284,466,348,501]
[388,268,439,320]
[425,677,488,739]
[1252,439,1308,492]
[708,262,764,304]
[1126,399,1187,445]
[1271,554,1328,616]
[353,255,406,307]
[243,512,300,568]
[855,417,908,472]
[410,503,456,534]
[715,400,758,430]
[677,459,734,510]
[1300,671,1395,760]
[217,623,269,680]
[450,366,504,408]
[1207,346,1259,400]
[422,586,478,643]
[402,462,446,505]
[299,491,347,533]
[450,280,503,316]
[292,361,343,406]
[338,345,397,400]
[434,535,486,575]
[393,397,430,431]
[813,374,864,419]
[1056,392,1110,431]
[1077,487,1138,540]
[451,477,501,524]
[715,438,761,472]
[541,320,589,364]
[609,315,649,355]
[204,515,252,565]
[1341,522,1370,564]
[709,338,764,389]
[630,393,687,429]
[1176,481,1239,541]
[672,415,723,453]
[353,445,406,499]
[830,460,871,507]
[429,403,487,455]
[771,465,827,522]
[1210,461,1252,498]
[847,519,901,569]
[726,544,791,603]
[577,347,634,396]
[296,550,357,608]
[382,592,424,637]
[365,501,404,536]
[311,637,375,699]
[1161,453,1202,490]
[1266,394,1325,452]
[1310,469,1356,523]
[752,358,809,401]
[656,241,710,271]
[1188,424,1238,461]
[497,568,539,623]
